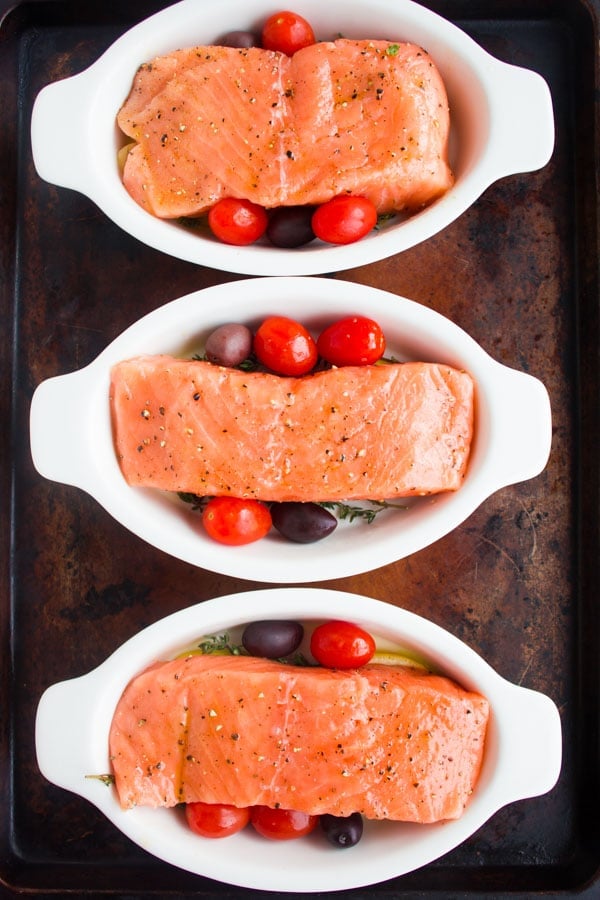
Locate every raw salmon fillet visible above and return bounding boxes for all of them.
[109,356,474,502]
[109,654,489,821]
[117,39,453,218]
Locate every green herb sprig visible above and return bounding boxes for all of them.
[192,631,311,666]
[177,492,207,510]
[85,773,115,787]
[321,499,408,524]
[192,352,261,371]
[195,632,245,655]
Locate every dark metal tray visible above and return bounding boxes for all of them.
[1,0,599,896]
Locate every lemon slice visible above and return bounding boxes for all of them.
[371,649,430,671]
[117,141,136,172]
[175,647,237,659]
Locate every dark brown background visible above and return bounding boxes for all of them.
[1,0,599,896]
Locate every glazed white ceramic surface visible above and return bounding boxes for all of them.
[30,0,554,275]
[35,589,562,892]
[29,276,552,582]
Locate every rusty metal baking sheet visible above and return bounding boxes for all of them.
[1,0,599,896]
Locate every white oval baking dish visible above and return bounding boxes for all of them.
[30,0,554,275]
[35,588,562,892]
[29,276,552,583]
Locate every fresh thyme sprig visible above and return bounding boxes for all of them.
[85,773,115,787]
[375,355,401,365]
[179,494,407,525]
[320,499,408,524]
[192,352,260,371]
[177,492,207,510]
[193,632,311,666]
[375,212,397,230]
[196,632,245,655]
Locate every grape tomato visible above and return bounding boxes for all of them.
[201,497,272,545]
[261,11,316,55]
[253,315,318,376]
[312,196,378,245]
[310,619,376,668]
[207,197,268,245]
[185,801,250,838]
[250,805,318,840]
[317,315,386,367]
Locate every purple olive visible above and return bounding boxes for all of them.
[270,502,337,543]
[242,620,304,658]
[219,30,259,48]
[320,812,364,848]
[205,323,253,367]
[266,206,316,248]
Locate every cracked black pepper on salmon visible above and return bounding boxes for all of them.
[117,38,453,218]
[109,653,489,821]
[109,355,474,502]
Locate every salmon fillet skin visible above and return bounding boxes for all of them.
[109,355,474,502]
[109,654,489,822]
[117,39,453,218]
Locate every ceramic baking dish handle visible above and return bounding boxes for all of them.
[495,679,562,803]
[485,364,552,492]
[29,366,107,492]
[486,59,555,178]
[35,668,116,804]
[36,677,92,794]
[31,71,95,192]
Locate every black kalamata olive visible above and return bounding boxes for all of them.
[266,206,316,248]
[320,812,364,848]
[219,30,258,48]
[271,502,337,543]
[204,323,253,367]
[242,620,304,659]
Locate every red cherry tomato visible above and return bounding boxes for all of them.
[185,801,250,838]
[202,496,272,545]
[261,11,316,55]
[312,196,378,245]
[250,805,318,840]
[208,197,268,246]
[317,315,386,367]
[310,620,376,668]
[253,316,318,376]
